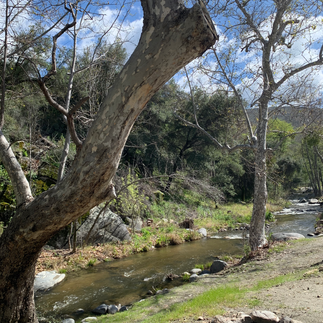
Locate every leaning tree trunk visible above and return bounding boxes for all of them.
[0,1,217,322]
[249,100,269,251]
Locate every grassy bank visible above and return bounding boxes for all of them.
[93,238,323,323]
[36,199,285,274]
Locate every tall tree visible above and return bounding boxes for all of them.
[0,1,217,321]
[180,0,323,250]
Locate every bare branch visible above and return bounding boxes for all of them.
[212,48,254,139]
[37,80,68,116]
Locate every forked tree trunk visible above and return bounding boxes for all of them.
[0,1,217,322]
[249,100,269,251]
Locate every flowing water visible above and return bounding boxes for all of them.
[35,201,320,321]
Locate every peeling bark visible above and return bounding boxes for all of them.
[0,1,217,322]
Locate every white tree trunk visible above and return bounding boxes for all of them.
[249,100,269,251]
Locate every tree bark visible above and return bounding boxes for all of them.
[0,1,217,322]
[249,100,268,251]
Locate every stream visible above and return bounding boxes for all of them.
[35,200,321,321]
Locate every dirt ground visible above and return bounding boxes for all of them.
[143,236,323,323]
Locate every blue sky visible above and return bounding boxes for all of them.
[1,0,323,108]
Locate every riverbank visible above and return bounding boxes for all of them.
[36,201,284,274]
[94,236,323,323]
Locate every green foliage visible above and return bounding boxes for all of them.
[87,259,97,267]
[113,168,149,222]
[182,273,190,282]
[265,211,275,222]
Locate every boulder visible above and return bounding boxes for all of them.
[210,260,228,273]
[47,207,131,248]
[237,312,253,323]
[190,268,202,274]
[119,305,128,312]
[156,288,169,294]
[126,216,143,232]
[198,228,207,237]
[92,303,108,315]
[251,310,279,323]
[78,207,131,244]
[308,198,319,204]
[34,271,65,292]
[73,309,85,315]
[299,198,307,203]
[271,233,305,242]
[189,274,199,282]
[108,304,119,314]
[62,319,75,323]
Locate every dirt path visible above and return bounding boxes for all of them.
[138,237,323,323]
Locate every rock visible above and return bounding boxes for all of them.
[156,288,169,294]
[309,198,319,204]
[108,304,119,314]
[200,270,210,275]
[189,274,199,282]
[237,312,253,323]
[299,198,307,203]
[307,233,315,237]
[62,319,75,323]
[210,260,228,273]
[80,207,132,243]
[251,310,279,323]
[38,318,49,323]
[92,303,108,314]
[190,268,202,274]
[73,308,85,315]
[81,318,98,322]
[34,271,65,292]
[271,233,305,242]
[182,271,190,276]
[126,216,143,232]
[119,305,128,312]
[198,228,207,237]
[47,207,131,248]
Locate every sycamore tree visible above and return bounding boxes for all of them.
[0,0,218,321]
[178,0,323,250]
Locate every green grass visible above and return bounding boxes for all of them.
[96,269,306,323]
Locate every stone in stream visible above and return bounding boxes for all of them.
[34,270,65,292]
[62,319,75,323]
[308,198,319,204]
[189,274,199,282]
[119,305,128,312]
[108,304,119,314]
[198,228,207,237]
[270,233,305,242]
[73,308,85,315]
[307,233,315,237]
[210,260,228,274]
[190,268,202,274]
[251,310,280,323]
[92,303,108,314]
[299,198,307,203]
